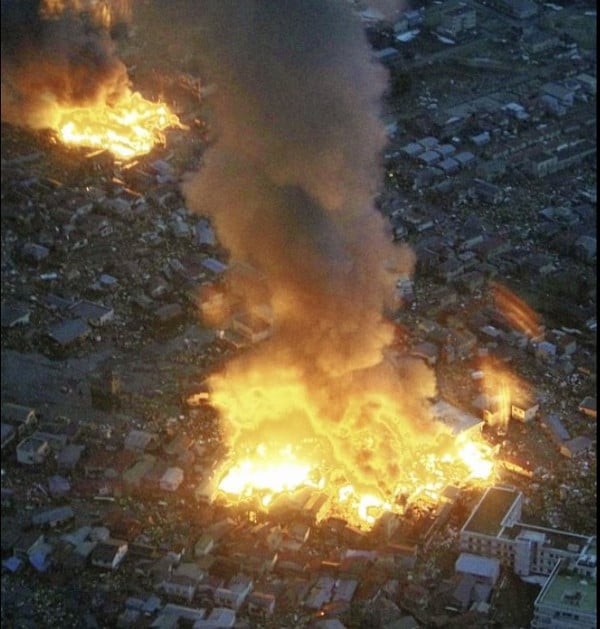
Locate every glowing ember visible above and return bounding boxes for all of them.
[218,445,317,499]
[214,420,496,528]
[456,438,495,480]
[52,90,183,159]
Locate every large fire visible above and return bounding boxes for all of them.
[50,90,183,160]
[1,0,182,160]
[209,367,496,529]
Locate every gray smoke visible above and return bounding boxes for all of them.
[183,0,416,378]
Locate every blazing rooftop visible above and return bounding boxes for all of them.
[50,90,183,160]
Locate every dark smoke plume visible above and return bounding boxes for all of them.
[183,0,416,377]
[1,0,131,128]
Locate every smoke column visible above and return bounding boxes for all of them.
[1,0,131,128]
[184,0,416,374]
[182,0,444,500]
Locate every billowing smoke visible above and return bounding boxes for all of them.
[183,0,416,376]
[182,1,442,500]
[1,0,132,128]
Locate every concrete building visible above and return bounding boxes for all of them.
[460,486,596,578]
[531,558,597,629]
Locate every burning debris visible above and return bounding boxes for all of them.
[182,0,495,526]
[1,0,182,159]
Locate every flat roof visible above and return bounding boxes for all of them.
[507,525,592,552]
[537,564,596,615]
[463,486,519,536]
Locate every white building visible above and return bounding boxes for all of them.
[460,486,596,578]
[531,558,597,629]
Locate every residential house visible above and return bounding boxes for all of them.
[1,403,38,437]
[160,467,184,492]
[559,436,593,459]
[195,219,217,250]
[154,303,184,326]
[57,443,85,470]
[473,237,511,262]
[16,435,50,465]
[48,475,71,496]
[90,540,128,570]
[510,395,539,423]
[578,397,596,419]
[13,532,46,561]
[201,257,228,277]
[124,429,159,453]
[426,286,458,312]
[541,414,570,447]
[550,331,577,357]
[160,574,198,602]
[438,258,464,283]
[22,242,50,262]
[523,30,560,55]
[215,574,253,610]
[456,270,485,293]
[46,318,91,347]
[194,534,216,558]
[527,150,558,177]
[247,592,276,620]
[194,607,236,628]
[575,73,596,95]
[534,341,557,363]
[471,179,504,205]
[332,579,358,604]
[231,312,272,344]
[445,328,478,361]
[410,341,439,367]
[122,455,157,489]
[69,300,114,326]
[541,83,575,108]
[400,142,424,159]
[452,553,500,611]
[305,575,335,610]
[152,603,206,627]
[31,506,75,529]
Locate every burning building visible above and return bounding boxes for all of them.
[1,0,181,159]
[180,0,496,526]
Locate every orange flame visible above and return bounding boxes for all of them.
[211,376,497,528]
[50,90,183,160]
